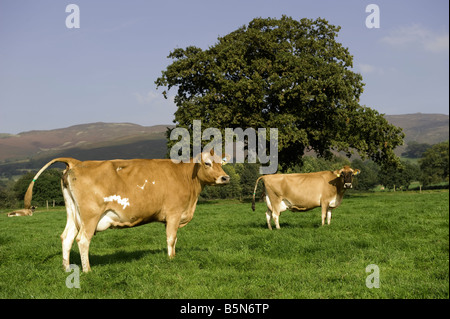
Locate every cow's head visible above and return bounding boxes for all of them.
[333,166,360,189]
[29,206,37,215]
[195,149,231,186]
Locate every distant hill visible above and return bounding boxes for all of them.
[384,113,449,156]
[384,113,448,145]
[0,122,173,162]
[0,123,174,178]
[0,113,448,177]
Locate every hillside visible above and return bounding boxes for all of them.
[384,113,449,156]
[384,113,448,145]
[0,122,172,162]
[0,113,448,177]
[0,123,173,178]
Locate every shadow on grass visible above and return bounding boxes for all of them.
[68,248,166,267]
[244,219,321,230]
[67,245,214,268]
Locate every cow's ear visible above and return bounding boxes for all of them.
[200,148,215,162]
[353,169,361,176]
[222,154,231,165]
[334,167,345,177]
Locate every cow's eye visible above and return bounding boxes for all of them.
[205,161,212,167]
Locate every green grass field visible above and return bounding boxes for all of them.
[0,191,448,299]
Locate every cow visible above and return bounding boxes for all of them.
[251,166,360,229]
[7,206,37,217]
[23,149,230,272]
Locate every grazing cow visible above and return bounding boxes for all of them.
[251,166,360,229]
[23,149,230,272]
[7,206,37,217]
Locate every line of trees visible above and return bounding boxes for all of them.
[0,141,447,209]
[0,169,64,209]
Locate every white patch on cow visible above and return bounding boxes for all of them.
[116,167,123,172]
[329,196,338,207]
[152,181,155,184]
[265,195,289,213]
[96,211,121,232]
[280,199,289,212]
[265,195,273,211]
[137,180,148,190]
[103,195,130,209]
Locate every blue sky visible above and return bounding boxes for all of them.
[0,0,448,134]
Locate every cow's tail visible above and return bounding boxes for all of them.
[251,176,265,211]
[24,157,80,209]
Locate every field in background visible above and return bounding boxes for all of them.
[0,190,448,299]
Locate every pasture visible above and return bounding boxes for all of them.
[0,190,448,299]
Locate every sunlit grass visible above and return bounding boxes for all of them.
[0,191,448,299]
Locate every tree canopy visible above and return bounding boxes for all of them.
[402,141,432,158]
[13,169,64,206]
[156,16,404,169]
[419,141,449,186]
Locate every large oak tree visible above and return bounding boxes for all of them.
[156,16,404,169]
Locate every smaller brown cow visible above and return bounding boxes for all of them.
[252,166,360,229]
[7,206,37,217]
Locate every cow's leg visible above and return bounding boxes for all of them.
[327,209,332,225]
[76,217,97,272]
[265,209,273,230]
[265,194,281,229]
[61,186,79,271]
[272,210,281,229]
[61,217,78,271]
[321,204,329,226]
[165,218,180,258]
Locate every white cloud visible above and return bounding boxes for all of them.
[357,63,384,75]
[134,90,159,105]
[134,90,174,105]
[381,24,449,53]
[424,34,449,53]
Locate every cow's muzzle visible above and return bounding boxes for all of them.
[217,175,230,184]
[344,183,353,189]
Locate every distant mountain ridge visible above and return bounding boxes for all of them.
[0,113,448,167]
[384,113,449,145]
[0,122,173,162]
[384,113,449,156]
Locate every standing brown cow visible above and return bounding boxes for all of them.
[252,166,360,229]
[24,149,230,272]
